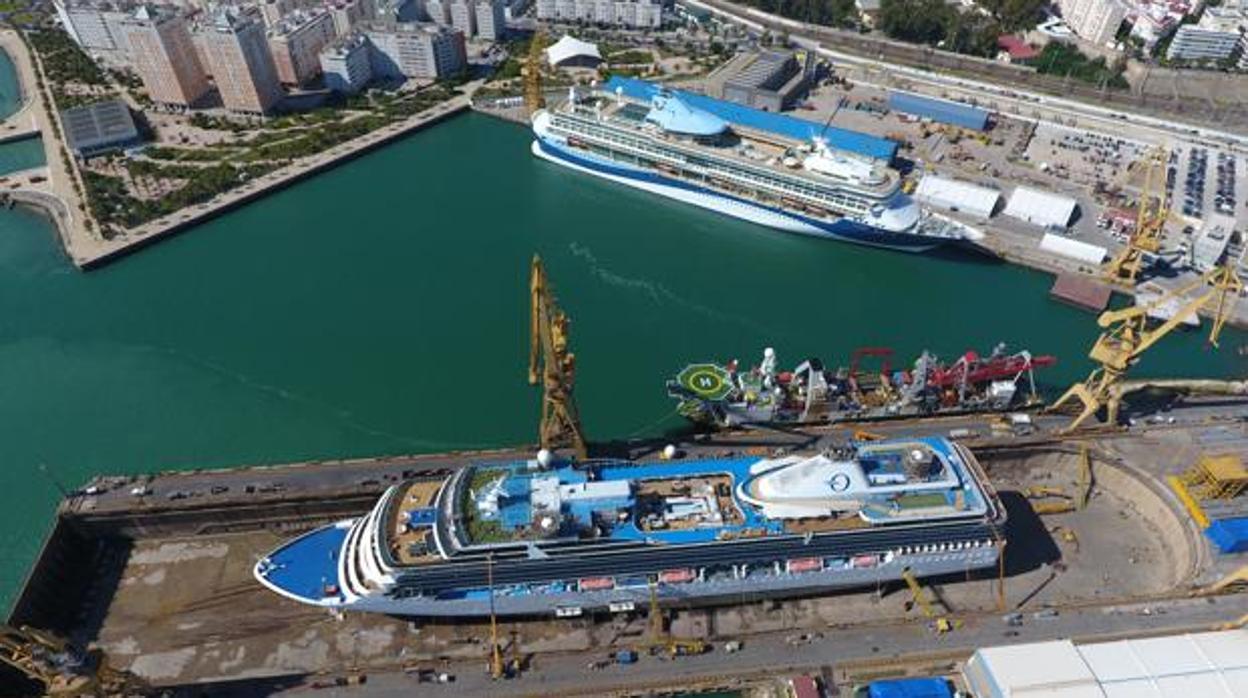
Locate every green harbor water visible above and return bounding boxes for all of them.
[0,106,1246,608]
[0,134,44,175]
[0,47,21,119]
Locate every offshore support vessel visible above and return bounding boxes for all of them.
[254,436,1005,617]
[668,344,1056,427]
[530,77,981,253]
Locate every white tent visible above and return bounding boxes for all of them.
[1040,233,1107,265]
[1004,186,1078,228]
[914,176,1001,219]
[545,35,603,68]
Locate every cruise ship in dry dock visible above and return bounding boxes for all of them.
[254,437,1005,617]
[529,78,979,253]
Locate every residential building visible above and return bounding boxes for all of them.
[1057,0,1127,45]
[268,10,337,85]
[854,0,880,27]
[1167,24,1241,61]
[320,33,373,93]
[120,5,210,107]
[54,0,133,54]
[425,0,451,22]
[449,0,476,36]
[329,0,367,35]
[503,0,528,19]
[535,0,661,28]
[1166,8,1247,62]
[474,0,505,40]
[259,0,294,27]
[61,98,142,158]
[200,8,284,114]
[365,22,466,79]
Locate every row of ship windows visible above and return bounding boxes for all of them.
[554,118,872,213]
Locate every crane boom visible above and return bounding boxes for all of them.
[529,255,588,459]
[1104,146,1168,285]
[1050,264,1242,431]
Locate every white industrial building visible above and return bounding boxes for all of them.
[963,630,1248,697]
[913,176,1001,219]
[1004,186,1078,229]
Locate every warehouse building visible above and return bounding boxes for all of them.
[913,175,1000,219]
[887,91,990,131]
[61,99,141,159]
[720,50,813,112]
[1004,186,1078,228]
[964,629,1248,697]
[1192,214,1235,271]
[605,76,898,162]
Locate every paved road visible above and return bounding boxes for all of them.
[258,592,1248,697]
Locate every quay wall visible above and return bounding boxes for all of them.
[0,128,38,145]
[5,490,380,631]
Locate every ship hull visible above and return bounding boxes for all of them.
[531,138,946,253]
[304,529,1000,618]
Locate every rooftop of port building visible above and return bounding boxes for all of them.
[603,76,899,163]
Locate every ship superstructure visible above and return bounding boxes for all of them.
[255,437,1005,617]
[529,79,979,253]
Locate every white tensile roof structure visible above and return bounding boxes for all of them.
[963,630,1248,697]
[1039,233,1107,265]
[913,175,1001,219]
[1004,186,1078,228]
[545,35,603,67]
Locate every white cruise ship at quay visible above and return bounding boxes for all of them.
[530,77,979,253]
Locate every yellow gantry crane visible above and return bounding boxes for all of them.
[0,624,148,696]
[529,254,588,459]
[1050,264,1243,432]
[523,31,546,115]
[1105,146,1170,286]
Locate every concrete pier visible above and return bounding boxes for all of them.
[76,94,473,270]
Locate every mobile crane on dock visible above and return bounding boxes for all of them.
[1049,264,1243,432]
[635,581,707,659]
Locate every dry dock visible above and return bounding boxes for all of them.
[7,403,1248,694]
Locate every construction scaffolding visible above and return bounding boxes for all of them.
[1181,454,1248,501]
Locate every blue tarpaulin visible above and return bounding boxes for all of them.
[603,76,898,162]
[887,91,989,131]
[1206,517,1248,554]
[867,677,953,698]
